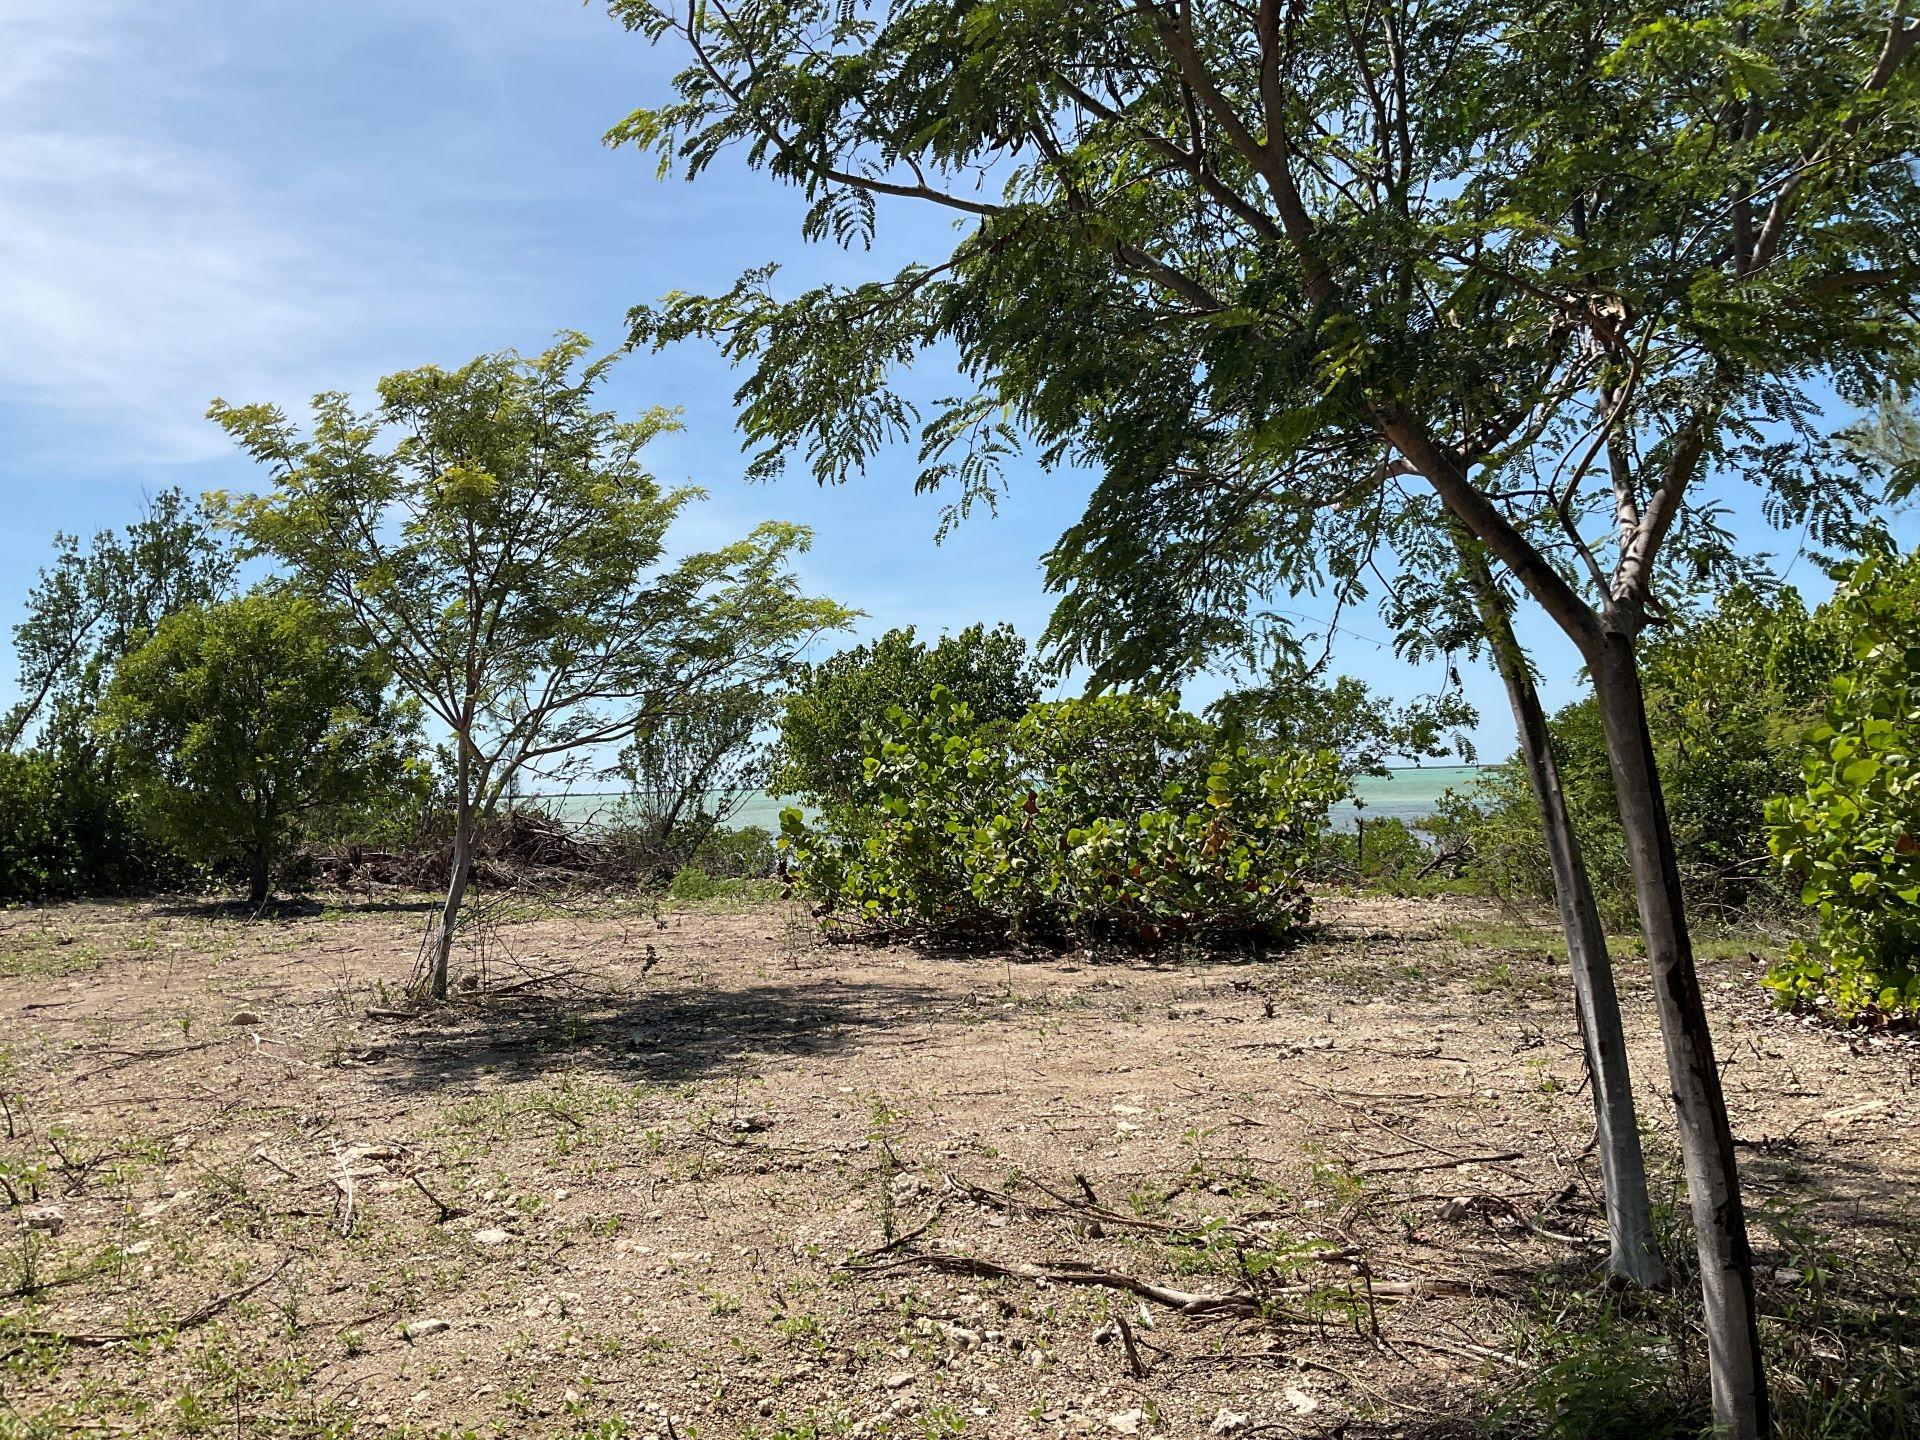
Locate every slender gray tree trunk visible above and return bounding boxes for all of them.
[1459,550,1665,1287]
[429,796,473,1002]
[1591,630,1768,1438]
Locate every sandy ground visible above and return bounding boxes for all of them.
[1,890,1914,1439]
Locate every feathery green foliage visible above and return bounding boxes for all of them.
[209,334,852,987]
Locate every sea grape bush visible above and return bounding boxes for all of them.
[773,623,1041,802]
[780,690,1343,947]
[1767,555,1920,1021]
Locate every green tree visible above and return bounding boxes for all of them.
[5,488,236,752]
[211,334,851,997]
[98,591,421,906]
[1,490,236,900]
[612,4,1920,1421]
[773,623,1042,801]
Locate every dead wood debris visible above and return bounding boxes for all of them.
[7,1259,293,1350]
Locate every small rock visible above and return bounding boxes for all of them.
[20,1204,64,1234]
[229,1010,262,1027]
[1284,1385,1319,1415]
[1210,1412,1250,1436]
[138,1189,197,1222]
[884,1372,915,1390]
[402,1318,450,1340]
[473,1227,515,1247]
[1109,1409,1146,1435]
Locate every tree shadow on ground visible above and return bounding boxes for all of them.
[1441,1153,1920,1440]
[363,969,1002,1093]
[811,923,1310,972]
[147,894,441,921]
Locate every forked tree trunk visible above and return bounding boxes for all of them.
[429,800,473,1002]
[1459,549,1665,1288]
[1591,630,1769,1438]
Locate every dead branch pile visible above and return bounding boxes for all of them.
[311,809,658,893]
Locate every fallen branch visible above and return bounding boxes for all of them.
[850,1251,1272,1318]
[329,1141,359,1237]
[850,1199,946,1260]
[943,1173,1357,1263]
[1395,1334,1521,1368]
[1356,1151,1525,1177]
[404,1169,464,1223]
[15,1259,293,1347]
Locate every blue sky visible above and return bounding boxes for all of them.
[1,0,1906,760]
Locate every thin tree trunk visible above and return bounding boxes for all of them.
[430,796,473,1002]
[1459,548,1665,1287]
[1591,630,1769,1438]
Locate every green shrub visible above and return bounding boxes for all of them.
[0,746,183,901]
[1311,815,1430,885]
[688,823,777,878]
[780,690,1343,948]
[1463,583,1836,927]
[773,624,1041,802]
[1463,700,1640,928]
[1767,554,1920,1021]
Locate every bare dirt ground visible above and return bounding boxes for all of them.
[1,890,1915,1439]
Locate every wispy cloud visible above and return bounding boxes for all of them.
[0,1,508,468]
[0,133,343,460]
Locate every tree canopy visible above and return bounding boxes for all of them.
[5,487,236,752]
[212,333,853,992]
[614,0,1917,685]
[98,591,422,905]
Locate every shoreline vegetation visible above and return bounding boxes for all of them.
[520,763,1489,835]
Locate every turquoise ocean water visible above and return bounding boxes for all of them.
[534,764,1484,835]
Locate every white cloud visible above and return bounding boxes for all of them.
[0,130,345,460]
[0,1,504,468]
